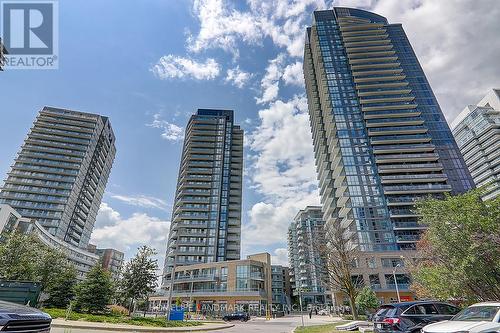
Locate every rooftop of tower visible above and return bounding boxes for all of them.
[311,7,388,25]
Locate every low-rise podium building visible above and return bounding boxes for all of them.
[150,253,272,315]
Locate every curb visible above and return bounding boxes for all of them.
[51,321,235,332]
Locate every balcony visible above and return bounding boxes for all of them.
[373,144,434,154]
[346,44,394,55]
[380,174,448,184]
[339,23,385,32]
[362,103,418,112]
[349,56,398,65]
[356,81,409,90]
[378,161,443,173]
[371,135,432,145]
[383,184,452,195]
[174,274,216,283]
[342,33,389,42]
[172,288,267,298]
[375,153,439,164]
[351,62,401,71]
[393,222,427,230]
[395,235,420,243]
[367,119,424,128]
[385,283,411,291]
[354,74,405,83]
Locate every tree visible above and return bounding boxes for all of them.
[356,286,379,314]
[0,233,41,281]
[74,265,114,313]
[0,232,71,292]
[118,246,158,314]
[319,223,363,319]
[411,188,500,302]
[44,265,78,308]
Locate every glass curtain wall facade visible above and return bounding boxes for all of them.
[452,89,500,200]
[163,109,243,288]
[0,107,115,248]
[303,8,473,253]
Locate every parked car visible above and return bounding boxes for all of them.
[0,300,51,332]
[222,312,250,322]
[373,301,461,333]
[422,302,500,333]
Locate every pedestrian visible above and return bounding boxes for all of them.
[315,308,318,315]
[309,309,312,319]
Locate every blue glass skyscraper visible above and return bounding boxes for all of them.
[304,8,474,300]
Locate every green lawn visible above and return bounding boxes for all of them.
[294,321,349,333]
[43,308,202,328]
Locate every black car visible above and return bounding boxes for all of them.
[0,300,51,332]
[373,301,460,333]
[222,312,250,322]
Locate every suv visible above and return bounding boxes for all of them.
[373,301,460,333]
[423,302,500,333]
[222,312,250,322]
[0,300,52,332]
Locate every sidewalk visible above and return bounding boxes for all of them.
[51,319,234,332]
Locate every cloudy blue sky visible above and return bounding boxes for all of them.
[1,0,499,271]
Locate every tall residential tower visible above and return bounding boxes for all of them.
[162,109,243,287]
[303,8,474,302]
[452,89,500,200]
[0,107,115,248]
[287,206,330,306]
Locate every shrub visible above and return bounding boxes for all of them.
[107,304,129,316]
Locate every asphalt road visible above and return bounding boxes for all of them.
[50,315,340,333]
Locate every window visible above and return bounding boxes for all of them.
[410,303,439,315]
[435,303,460,315]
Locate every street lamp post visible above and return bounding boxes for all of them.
[298,287,304,327]
[189,271,194,315]
[393,263,401,303]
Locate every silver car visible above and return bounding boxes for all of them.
[422,302,500,333]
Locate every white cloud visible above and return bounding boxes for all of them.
[146,113,184,142]
[225,66,253,88]
[109,193,169,211]
[271,247,289,266]
[188,0,327,58]
[243,95,320,246]
[151,54,220,80]
[256,53,286,104]
[91,203,171,254]
[372,0,500,121]
[283,61,304,86]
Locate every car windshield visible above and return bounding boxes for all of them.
[452,306,500,322]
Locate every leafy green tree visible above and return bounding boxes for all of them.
[44,265,78,308]
[412,188,500,302]
[0,233,40,280]
[0,232,70,292]
[118,246,158,313]
[355,286,379,314]
[74,265,114,313]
